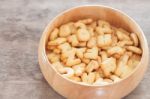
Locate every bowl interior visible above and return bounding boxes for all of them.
[43,5,147,86]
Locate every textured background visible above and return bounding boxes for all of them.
[0,0,150,99]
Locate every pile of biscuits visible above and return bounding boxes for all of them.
[46,18,142,85]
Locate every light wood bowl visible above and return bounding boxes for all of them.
[38,5,149,99]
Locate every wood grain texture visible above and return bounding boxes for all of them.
[0,0,150,99]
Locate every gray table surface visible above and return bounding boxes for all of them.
[0,0,150,99]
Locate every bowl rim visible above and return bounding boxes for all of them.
[39,5,149,87]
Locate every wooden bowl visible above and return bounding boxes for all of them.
[38,5,149,99]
